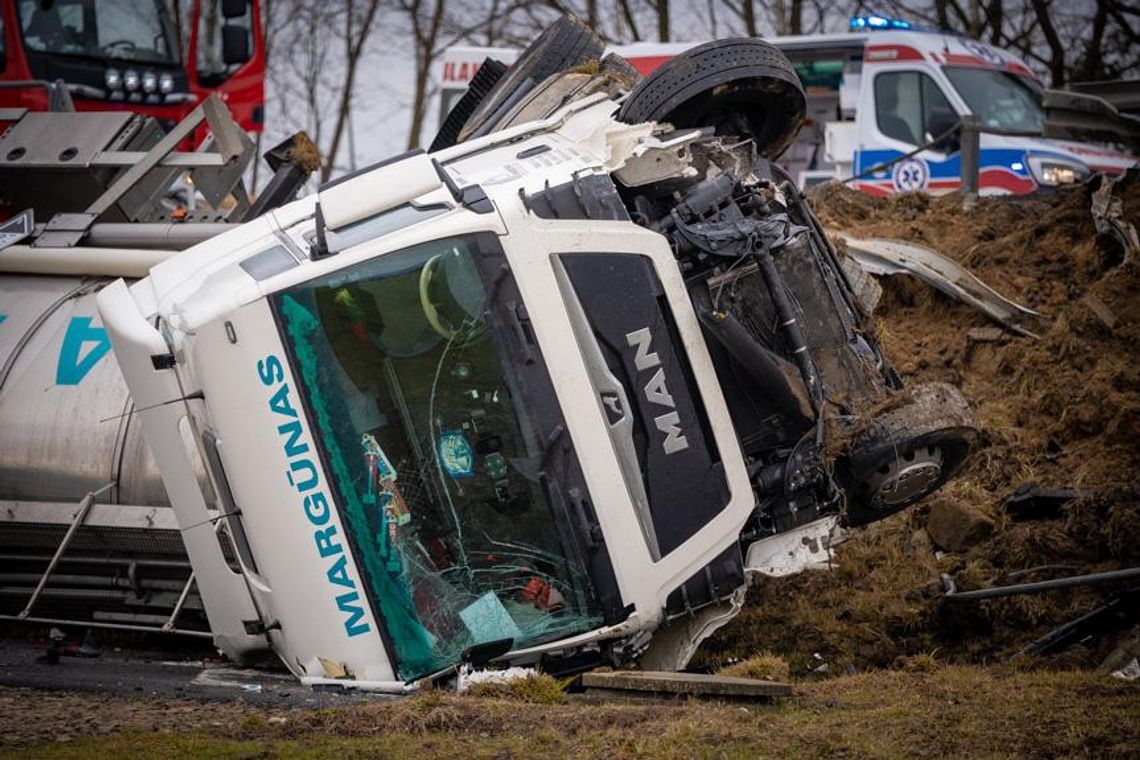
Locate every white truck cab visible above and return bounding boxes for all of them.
[97,97,756,689]
[91,26,981,691]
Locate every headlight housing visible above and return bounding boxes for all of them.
[1027,156,1091,186]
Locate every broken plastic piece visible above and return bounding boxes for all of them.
[834,233,1044,337]
[457,664,537,692]
[460,592,522,643]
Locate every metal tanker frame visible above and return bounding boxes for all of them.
[0,95,316,646]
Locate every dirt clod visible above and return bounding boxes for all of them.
[925,497,996,552]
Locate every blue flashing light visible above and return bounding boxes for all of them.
[850,15,912,31]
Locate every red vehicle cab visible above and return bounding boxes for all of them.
[0,0,263,131]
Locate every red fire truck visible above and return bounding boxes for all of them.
[0,0,264,131]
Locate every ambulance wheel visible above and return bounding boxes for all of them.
[840,383,980,527]
[457,15,604,142]
[429,58,507,153]
[617,38,806,159]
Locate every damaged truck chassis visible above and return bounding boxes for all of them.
[43,19,979,690]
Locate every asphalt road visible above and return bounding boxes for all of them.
[0,635,395,707]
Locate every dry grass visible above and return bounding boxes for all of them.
[3,667,1137,759]
[464,673,568,704]
[719,652,791,682]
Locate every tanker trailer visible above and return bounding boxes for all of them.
[0,98,314,657]
[0,274,209,635]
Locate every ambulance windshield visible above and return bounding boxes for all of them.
[271,234,603,680]
[943,67,1044,133]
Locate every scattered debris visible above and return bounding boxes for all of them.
[743,516,845,577]
[1021,586,1140,656]
[1090,170,1139,265]
[457,665,538,694]
[1110,658,1140,681]
[834,233,1045,336]
[78,630,100,659]
[317,657,348,680]
[1004,482,1093,521]
[1098,632,1140,674]
[941,568,1140,603]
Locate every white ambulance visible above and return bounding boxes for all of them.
[437,15,1137,196]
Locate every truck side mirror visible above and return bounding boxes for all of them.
[222,0,249,19]
[925,108,960,152]
[221,24,251,66]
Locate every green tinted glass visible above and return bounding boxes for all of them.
[273,236,601,679]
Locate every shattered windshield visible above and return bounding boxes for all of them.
[272,235,602,680]
[18,0,179,65]
[942,66,1044,133]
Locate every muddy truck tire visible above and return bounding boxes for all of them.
[430,58,508,153]
[840,382,980,526]
[617,38,806,159]
[456,16,605,143]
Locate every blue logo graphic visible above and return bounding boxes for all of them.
[56,317,112,386]
[893,158,929,192]
[0,314,7,325]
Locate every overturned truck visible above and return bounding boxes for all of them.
[7,19,978,690]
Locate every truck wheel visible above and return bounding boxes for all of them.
[840,383,980,527]
[457,15,604,142]
[429,58,507,153]
[617,38,806,159]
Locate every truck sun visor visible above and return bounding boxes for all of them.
[318,149,444,232]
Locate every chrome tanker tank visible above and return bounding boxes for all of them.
[0,276,168,506]
[0,275,208,634]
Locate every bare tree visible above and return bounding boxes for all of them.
[399,0,449,150]
[322,0,384,181]
[868,0,1139,86]
[263,0,387,181]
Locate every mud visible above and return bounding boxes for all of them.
[701,175,1140,673]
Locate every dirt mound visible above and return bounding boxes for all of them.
[700,175,1140,674]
